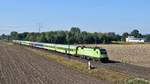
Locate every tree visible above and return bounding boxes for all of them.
[130,29,142,38]
[21,32,29,40]
[106,32,116,41]
[70,27,80,33]
[81,31,88,44]
[10,31,18,40]
[25,32,37,41]
[45,32,52,43]
[86,33,95,44]
[143,34,150,42]
[67,27,81,44]
[66,31,74,44]
[55,31,67,44]
[0,34,7,40]
[9,27,123,44]
[93,32,100,44]
[37,32,47,42]
[114,34,121,41]
[122,32,129,41]
[101,34,108,44]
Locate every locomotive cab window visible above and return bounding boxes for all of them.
[100,49,107,54]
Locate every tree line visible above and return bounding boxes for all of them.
[1,27,150,44]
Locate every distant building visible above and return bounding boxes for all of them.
[126,36,145,42]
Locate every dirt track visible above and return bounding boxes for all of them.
[0,43,106,84]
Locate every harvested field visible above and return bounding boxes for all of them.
[0,43,107,84]
[86,44,150,68]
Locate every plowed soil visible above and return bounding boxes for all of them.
[0,43,106,84]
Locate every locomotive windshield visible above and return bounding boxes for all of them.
[100,49,107,54]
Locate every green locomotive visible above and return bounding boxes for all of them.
[13,40,109,62]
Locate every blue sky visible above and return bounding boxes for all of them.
[0,0,150,35]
